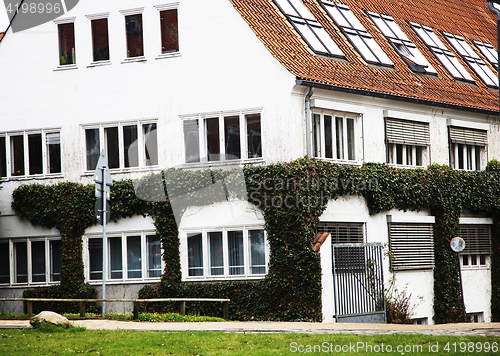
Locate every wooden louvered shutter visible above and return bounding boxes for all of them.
[388,223,434,271]
[449,127,487,146]
[386,118,430,146]
[317,222,364,244]
[458,225,491,254]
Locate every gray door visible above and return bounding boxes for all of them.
[332,243,386,323]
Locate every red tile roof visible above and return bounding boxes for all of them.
[230,0,499,112]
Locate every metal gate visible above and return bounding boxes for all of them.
[332,243,386,323]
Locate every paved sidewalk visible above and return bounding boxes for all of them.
[1,319,500,336]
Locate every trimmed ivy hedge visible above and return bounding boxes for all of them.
[11,159,500,322]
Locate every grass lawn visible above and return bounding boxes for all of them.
[0,325,499,355]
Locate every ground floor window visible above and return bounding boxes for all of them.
[0,237,62,286]
[86,232,162,282]
[184,227,267,280]
[388,223,434,271]
[458,225,491,268]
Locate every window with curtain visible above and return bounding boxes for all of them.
[188,233,203,276]
[31,241,46,283]
[160,9,179,53]
[313,111,358,162]
[89,238,103,280]
[127,236,142,278]
[1,238,62,286]
[109,237,123,279]
[386,118,430,167]
[91,18,110,62]
[50,240,62,282]
[58,22,76,65]
[85,121,158,171]
[87,233,163,282]
[448,126,487,171]
[147,235,162,278]
[125,14,144,58]
[0,243,9,284]
[183,112,262,163]
[185,228,266,280]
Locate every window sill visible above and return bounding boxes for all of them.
[1,282,60,288]
[87,278,161,285]
[388,163,426,169]
[181,158,266,169]
[184,275,266,282]
[313,158,362,166]
[54,64,78,71]
[121,57,147,64]
[156,52,181,60]
[1,173,64,181]
[87,61,112,68]
[82,166,161,177]
[461,265,490,270]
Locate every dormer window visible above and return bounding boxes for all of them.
[443,33,497,88]
[320,1,392,66]
[410,23,473,82]
[273,0,344,57]
[367,12,435,74]
[473,41,498,70]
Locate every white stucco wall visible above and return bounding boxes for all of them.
[0,0,497,321]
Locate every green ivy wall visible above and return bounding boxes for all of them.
[11,159,500,323]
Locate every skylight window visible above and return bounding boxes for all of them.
[367,12,435,74]
[273,0,344,57]
[320,1,392,66]
[444,33,497,87]
[473,41,498,70]
[410,23,473,82]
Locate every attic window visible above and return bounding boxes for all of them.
[473,41,498,70]
[443,33,497,88]
[367,12,435,74]
[273,0,344,57]
[320,1,392,66]
[410,23,473,82]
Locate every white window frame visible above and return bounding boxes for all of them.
[450,143,483,171]
[443,33,497,87]
[119,8,146,63]
[154,3,181,59]
[181,226,268,281]
[1,237,62,287]
[273,0,344,57]
[458,223,491,270]
[410,22,474,82]
[85,13,111,67]
[388,222,435,271]
[84,231,164,284]
[82,120,158,172]
[367,11,435,74]
[0,129,62,179]
[321,1,392,66]
[311,109,361,164]
[54,17,77,71]
[448,124,487,171]
[181,109,263,165]
[473,40,498,70]
[387,143,427,168]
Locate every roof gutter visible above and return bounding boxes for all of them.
[295,79,498,116]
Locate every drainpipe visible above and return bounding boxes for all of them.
[305,86,315,158]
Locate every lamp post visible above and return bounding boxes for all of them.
[488,1,500,103]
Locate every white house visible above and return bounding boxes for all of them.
[0,0,498,324]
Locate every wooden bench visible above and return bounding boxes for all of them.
[0,298,230,320]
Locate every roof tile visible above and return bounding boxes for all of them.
[230,0,499,111]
